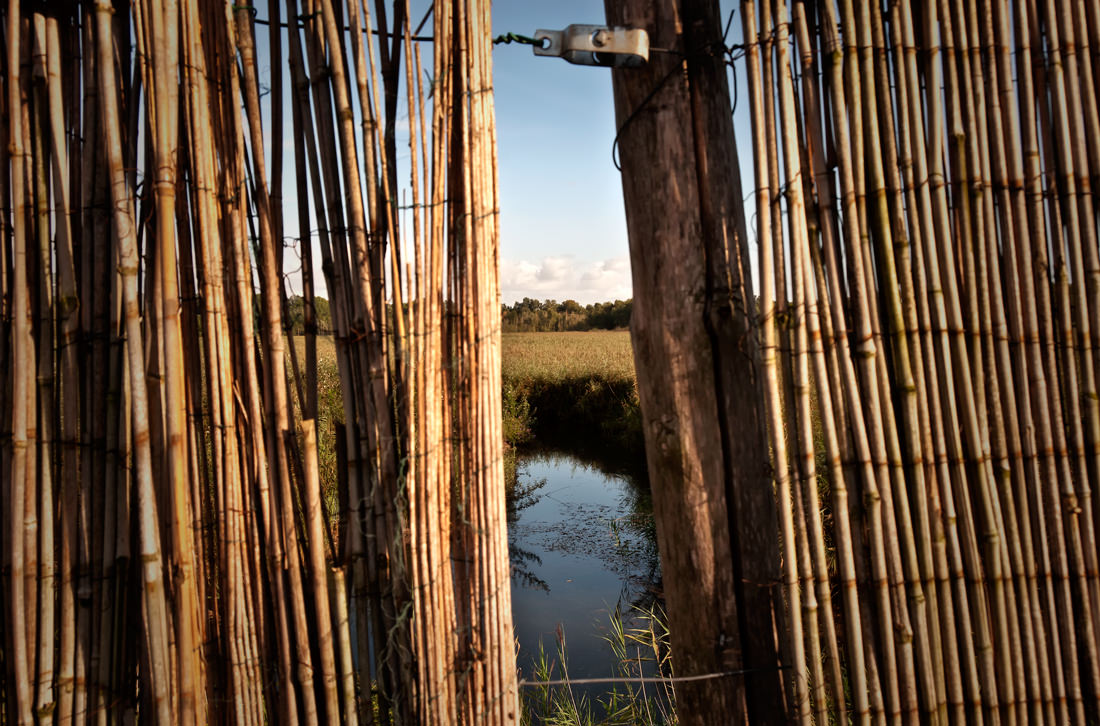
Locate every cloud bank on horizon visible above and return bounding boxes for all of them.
[501,255,632,305]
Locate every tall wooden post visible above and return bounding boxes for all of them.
[603,0,788,722]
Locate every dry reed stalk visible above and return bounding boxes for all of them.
[75,60,98,726]
[287,7,380,719]
[186,0,269,714]
[786,10,877,720]
[1035,84,1081,726]
[901,3,987,717]
[217,1,300,713]
[954,5,1031,717]
[853,5,945,719]
[140,0,205,715]
[751,1,1100,720]
[6,0,33,721]
[1042,1,1100,700]
[992,0,1062,719]
[400,6,449,721]
[302,419,341,721]
[358,0,408,362]
[356,26,415,701]
[788,210,828,724]
[1013,3,1075,719]
[815,1,908,719]
[747,1,808,719]
[314,0,409,715]
[837,12,909,720]
[85,50,120,719]
[28,20,56,720]
[267,0,283,275]
[914,4,1006,718]
[0,22,13,713]
[877,5,954,719]
[1029,1,1091,717]
[94,0,173,718]
[15,46,40,726]
[423,6,460,723]
[476,10,518,719]
[21,1,1100,723]
[796,104,840,718]
[343,0,383,244]
[972,1,1053,716]
[1063,0,1100,663]
[305,2,400,708]
[774,7,839,720]
[233,6,321,722]
[286,30,318,424]
[42,11,83,723]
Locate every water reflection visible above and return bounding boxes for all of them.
[506,449,661,680]
[507,472,549,592]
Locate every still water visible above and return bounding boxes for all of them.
[508,450,660,681]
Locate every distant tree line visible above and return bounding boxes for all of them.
[279,295,632,335]
[501,297,633,332]
[284,295,333,335]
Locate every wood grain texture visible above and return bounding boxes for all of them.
[605,0,786,722]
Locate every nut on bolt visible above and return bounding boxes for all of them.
[532,25,650,67]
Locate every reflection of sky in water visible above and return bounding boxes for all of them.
[509,451,658,681]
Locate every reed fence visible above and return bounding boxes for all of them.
[745,0,1100,722]
[0,0,516,723]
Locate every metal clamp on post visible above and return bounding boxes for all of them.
[533,25,649,67]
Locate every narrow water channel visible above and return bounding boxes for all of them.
[507,449,660,683]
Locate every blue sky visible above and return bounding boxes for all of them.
[491,0,632,304]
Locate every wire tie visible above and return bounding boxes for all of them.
[492,32,542,47]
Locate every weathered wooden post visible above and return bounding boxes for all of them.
[602,0,788,722]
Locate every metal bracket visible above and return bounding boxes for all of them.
[532,25,649,68]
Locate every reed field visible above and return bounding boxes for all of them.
[503,331,636,384]
[502,331,644,469]
[296,331,644,462]
[289,336,344,513]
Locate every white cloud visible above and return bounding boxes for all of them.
[535,256,572,283]
[501,255,632,305]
